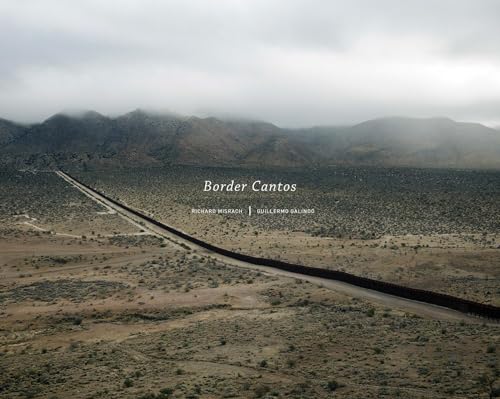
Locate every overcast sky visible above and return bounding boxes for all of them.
[1,0,500,127]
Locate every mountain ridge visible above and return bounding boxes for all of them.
[1,110,499,169]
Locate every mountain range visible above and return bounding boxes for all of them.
[1,110,499,169]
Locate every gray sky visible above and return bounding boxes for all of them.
[1,0,500,127]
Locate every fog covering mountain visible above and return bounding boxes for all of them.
[1,110,499,169]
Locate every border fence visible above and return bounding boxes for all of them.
[63,171,500,320]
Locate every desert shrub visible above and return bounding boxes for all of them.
[68,341,79,351]
[326,380,339,391]
[124,378,133,388]
[138,388,173,399]
[160,387,174,396]
[254,385,270,398]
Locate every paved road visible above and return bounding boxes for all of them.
[56,170,489,324]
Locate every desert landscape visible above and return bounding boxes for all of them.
[1,167,499,398]
[2,1,500,398]
[72,166,500,305]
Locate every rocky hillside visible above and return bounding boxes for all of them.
[305,117,500,169]
[0,118,26,146]
[1,111,499,169]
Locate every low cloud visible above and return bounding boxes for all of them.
[1,0,499,126]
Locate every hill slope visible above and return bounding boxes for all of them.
[326,117,500,168]
[1,112,499,169]
[0,118,26,146]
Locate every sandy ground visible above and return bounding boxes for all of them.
[0,170,498,398]
[58,170,498,318]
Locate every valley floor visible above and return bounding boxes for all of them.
[0,168,499,398]
[72,166,500,306]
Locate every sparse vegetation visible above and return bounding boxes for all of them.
[0,167,498,399]
[69,166,500,304]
